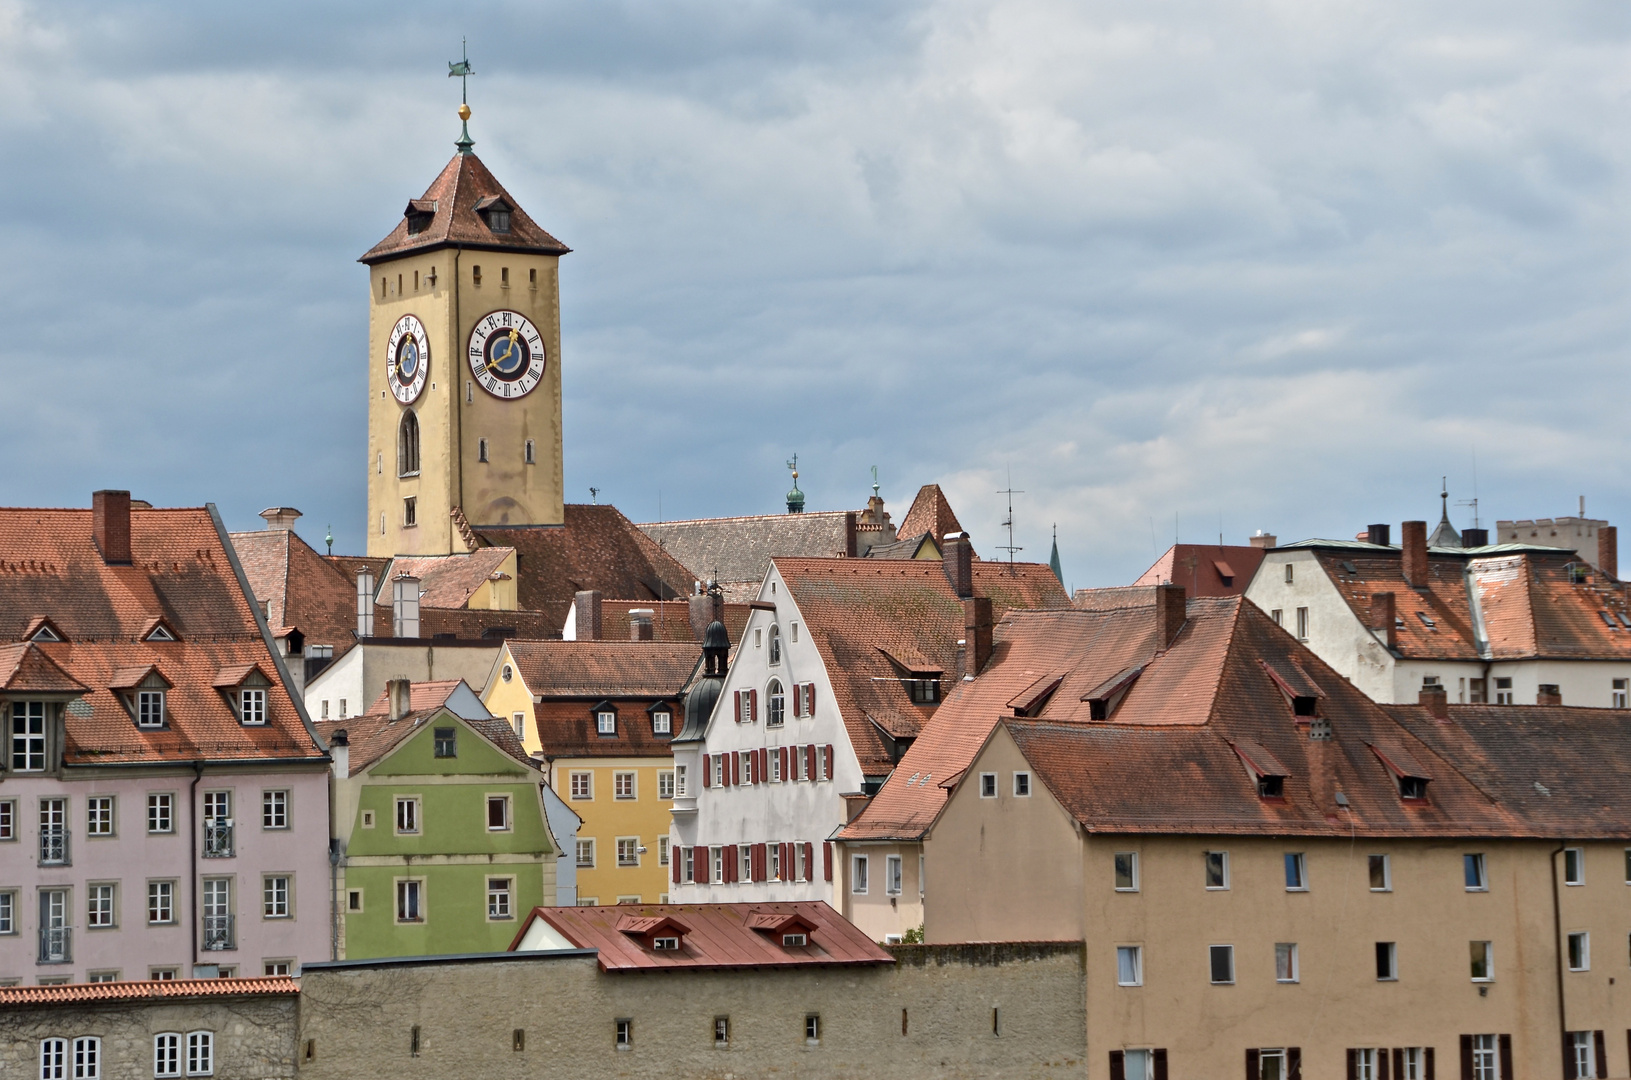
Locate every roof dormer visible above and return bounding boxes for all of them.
[745,909,819,948]
[141,617,179,643]
[1230,738,1289,800]
[1081,663,1143,721]
[404,198,437,235]
[615,914,691,952]
[1368,740,1432,803]
[1260,659,1325,718]
[474,195,512,234]
[23,617,64,643]
[108,665,174,730]
[214,663,274,726]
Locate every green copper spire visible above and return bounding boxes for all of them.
[785,454,805,514]
[1049,523,1063,584]
[449,39,475,154]
[325,524,334,557]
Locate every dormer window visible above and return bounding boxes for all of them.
[241,689,266,726]
[596,705,617,736]
[475,196,513,235]
[1369,742,1432,803]
[138,690,165,728]
[782,933,808,947]
[214,664,272,726]
[616,913,691,952]
[27,619,62,643]
[404,199,436,235]
[110,666,172,729]
[653,936,680,950]
[143,618,178,643]
[1231,739,1289,802]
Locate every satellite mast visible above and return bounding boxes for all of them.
[996,468,1024,566]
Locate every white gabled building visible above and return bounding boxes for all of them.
[668,541,1070,908]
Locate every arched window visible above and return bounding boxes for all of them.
[768,625,782,665]
[398,411,420,477]
[766,679,785,728]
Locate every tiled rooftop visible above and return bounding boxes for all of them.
[360,151,570,264]
[0,976,298,1006]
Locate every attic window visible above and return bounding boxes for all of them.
[1568,564,1588,584]
[145,623,176,642]
[1415,612,1436,628]
[1291,696,1318,717]
[782,933,808,947]
[1600,611,1618,629]
[1341,561,1358,575]
[475,197,512,235]
[1369,742,1432,803]
[1617,613,1631,630]
[652,936,680,950]
[1231,739,1289,801]
[30,624,61,643]
[404,199,436,235]
[487,210,510,233]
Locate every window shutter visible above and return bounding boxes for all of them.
[702,759,711,788]
[756,843,768,882]
[1379,1047,1390,1080]
[732,751,741,786]
[1498,1035,1512,1080]
[750,689,758,722]
[760,748,769,781]
[734,690,742,723]
[1110,1051,1126,1080]
[1247,1049,1260,1080]
[1347,1049,1357,1080]
[692,849,705,884]
[807,744,817,779]
[804,842,814,880]
[1564,1039,1578,1080]
[780,746,789,779]
[1424,1047,1434,1080]
[1154,1049,1168,1080]
[1392,1050,1404,1080]
[672,854,682,884]
[783,842,794,877]
[724,845,737,883]
[809,682,817,713]
[824,744,834,780]
[1289,1048,1302,1080]
[1459,1036,1474,1080]
[1594,1031,1606,1078]
[824,841,833,881]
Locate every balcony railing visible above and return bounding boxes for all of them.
[202,821,234,858]
[202,914,235,951]
[38,926,71,964]
[39,827,69,867]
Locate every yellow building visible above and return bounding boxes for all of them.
[483,639,701,905]
[361,111,569,558]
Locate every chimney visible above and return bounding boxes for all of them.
[1305,717,1338,818]
[1371,592,1397,649]
[1462,527,1489,548]
[1366,523,1391,547]
[1400,521,1428,587]
[574,590,603,641]
[386,678,413,721]
[92,490,132,565]
[844,512,858,558]
[954,638,968,682]
[1418,684,1449,719]
[630,609,655,641]
[329,729,350,779]
[1249,531,1277,549]
[259,507,302,531]
[1600,526,1618,579]
[392,575,421,639]
[963,598,993,674]
[943,532,973,599]
[1154,583,1187,651]
[688,589,723,640]
[355,569,376,638]
[1537,684,1563,706]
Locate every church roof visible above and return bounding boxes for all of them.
[359,151,570,265]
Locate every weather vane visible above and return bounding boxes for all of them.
[449,38,475,154]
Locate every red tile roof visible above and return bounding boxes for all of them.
[359,151,570,264]
[896,485,966,549]
[587,599,751,644]
[505,641,702,699]
[1133,544,1266,597]
[318,688,533,776]
[384,548,515,609]
[0,976,298,1006]
[775,556,1071,775]
[0,642,88,693]
[511,902,892,971]
[230,527,360,652]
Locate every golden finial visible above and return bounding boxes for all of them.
[459,103,471,122]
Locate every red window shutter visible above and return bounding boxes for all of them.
[692,849,704,884]
[750,688,758,722]
[780,746,789,779]
[724,845,736,883]
[1247,1049,1259,1080]
[672,853,682,884]
[1498,1036,1512,1080]
[808,682,817,713]
[1289,1048,1302,1080]
[807,744,817,779]
[804,842,814,881]
[1459,1036,1474,1080]
[1346,1049,1357,1080]
[755,843,768,882]
[734,690,742,723]
[784,842,795,878]
[1594,1032,1607,1079]
[702,757,712,788]
[824,744,834,780]
[1110,1051,1126,1080]
[1379,1047,1390,1080]
[759,748,769,781]
[1154,1049,1168,1080]
[1392,1051,1404,1080]
[823,841,833,881]
[733,751,741,786]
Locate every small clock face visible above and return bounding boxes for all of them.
[468,310,547,399]
[386,314,430,404]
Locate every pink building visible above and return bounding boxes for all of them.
[0,492,331,984]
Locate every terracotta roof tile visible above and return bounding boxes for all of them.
[896,485,966,549]
[584,599,751,644]
[505,641,702,698]
[384,547,515,609]
[1133,543,1266,597]
[0,976,298,1006]
[360,151,570,264]
[0,642,88,693]
[318,689,533,776]
[230,528,361,654]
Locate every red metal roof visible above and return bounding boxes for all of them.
[0,977,298,1006]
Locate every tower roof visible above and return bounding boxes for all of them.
[359,151,570,265]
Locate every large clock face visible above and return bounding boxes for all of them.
[386,314,430,404]
[468,310,547,399]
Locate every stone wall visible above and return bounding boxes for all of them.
[297,941,1087,1079]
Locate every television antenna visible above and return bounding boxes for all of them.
[1455,450,1480,529]
[996,469,1024,565]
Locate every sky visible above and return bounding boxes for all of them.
[0,1,1625,589]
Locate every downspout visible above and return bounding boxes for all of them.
[1551,842,1569,1062]
[328,838,341,962]
[189,761,203,970]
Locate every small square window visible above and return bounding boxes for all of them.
[1013,772,1031,797]
[1209,944,1235,984]
[979,773,997,798]
[1564,847,1585,885]
[147,793,174,834]
[1284,852,1307,891]
[346,889,363,912]
[1567,931,1589,971]
[617,837,640,867]
[262,790,288,830]
[433,727,456,758]
[240,688,266,725]
[576,839,595,868]
[488,877,513,920]
[1464,853,1488,891]
[1369,854,1391,891]
[615,1019,633,1049]
[138,690,166,728]
[1115,852,1138,891]
[652,711,672,735]
[614,772,636,800]
[570,772,592,800]
[1275,942,1298,983]
[1376,941,1398,980]
[87,796,115,837]
[1205,851,1229,889]
[1117,945,1142,986]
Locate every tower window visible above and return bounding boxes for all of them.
[525,440,536,464]
[472,265,482,286]
[379,277,386,299]
[501,267,510,286]
[376,452,382,475]
[466,381,473,403]
[488,210,511,233]
[529,268,537,287]
[397,274,402,294]
[404,498,417,528]
[478,438,489,463]
[398,411,420,476]
[413,271,419,290]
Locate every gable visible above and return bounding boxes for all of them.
[368,713,532,777]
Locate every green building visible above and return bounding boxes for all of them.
[320,680,559,959]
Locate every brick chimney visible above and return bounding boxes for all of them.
[688,588,723,640]
[844,512,858,558]
[259,507,302,531]
[92,490,132,565]
[963,598,993,674]
[574,590,603,641]
[1418,683,1449,719]
[1371,592,1397,649]
[386,678,413,721]
[1600,526,1618,579]
[1155,583,1186,652]
[630,609,655,641]
[943,533,974,599]
[1400,521,1428,587]
[1537,684,1563,706]
[1367,524,1391,547]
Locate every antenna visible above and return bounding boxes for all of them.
[995,468,1024,565]
[1456,449,1480,528]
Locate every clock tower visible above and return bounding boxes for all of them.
[360,106,570,557]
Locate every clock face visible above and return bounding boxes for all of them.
[386,314,430,404]
[468,310,547,399]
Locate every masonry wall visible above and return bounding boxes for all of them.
[296,942,1086,1080]
[0,994,298,1079]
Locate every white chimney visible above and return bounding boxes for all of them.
[259,507,303,531]
[356,570,376,638]
[329,730,349,778]
[392,575,420,639]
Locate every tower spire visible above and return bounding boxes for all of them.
[785,455,805,514]
[449,39,475,155]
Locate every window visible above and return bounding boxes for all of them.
[39,796,66,864]
[805,1014,821,1043]
[1013,772,1031,796]
[1616,679,1627,709]
[525,439,535,464]
[201,878,231,949]
[739,846,752,882]
[150,968,177,980]
[1369,854,1391,891]
[1465,853,1488,891]
[614,772,635,800]
[1115,852,1139,891]
[570,772,592,800]
[1494,676,1513,704]
[148,880,175,923]
[134,689,166,728]
[88,883,115,928]
[1205,851,1229,889]
[361,811,374,828]
[488,210,510,233]
[674,765,687,797]
[658,836,670,866]
[615,1019,632,1050]
[398,411,420,476]
[433,727,456,757]
[886,854,903,895]
[395,797,419,834]
[1209,944,1235,984]
[234,687,266,726]
[1399,1048,1428,1080]
[186,1031,213,1076]
[652,711,672,735]
[86,796,113,837]
[658,771,675,799]
[1569,1032,1598,1079]
[1284,852,1307,891]
[154,1034,180,1078]
[478,437,489,463]
[0,799,11,839]
[768,626,782,664]
[852,854,869,893]
[1117,945,1143,986]
[770,844,783,881]
[346,889,362,912]
[1567,931,1589,971]
[262,790,288,830]
[41,1037,67,1080]
[576,839,595,868]
[396,880,422,922]
[1276,942,1298,983]
[87,970,119,983]
[263,876,290,918]
[617,838,640,867]
[487,796,509,830]
[1284,563,1294,584]
[264,961,291,976]
[711,846,724,884]
[597,710,616,736]
[1625,848,1631,883]
[1353,1048,1380,1080]
[714,1016,731,1046]
[148,793,173,834]
[488,877,512,919]
[980,773,997,798]
[11,701,46,769]
[767,680,785,726]
[510,712,525,741]
[1471,1035,1498,1080]
[0,890,12,933]
[1469,940,1493,981]
[1271,608,1283,625]
[1295,607,1309,639]
[1564,847,1585,885]
[1376,941,1398,980]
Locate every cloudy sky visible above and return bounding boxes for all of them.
[0,1,1625,587]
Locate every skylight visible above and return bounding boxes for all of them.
[1415,612,1436,628]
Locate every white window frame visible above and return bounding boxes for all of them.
[658,836,670,866]
[1116,945,1143,986]
[1471,1034,1498,1080]
[613,772,636,800]
[263,875,290,919]
[147,880,176,924]
[852,854,869,894]
[1205,850,1230,890]
[87,882,116,928]
[1114,852,1139,892]
[147,793,174,834]
[979,773,997,798]
[1275,942,1298,983]
[86,796,114,837]
[154,1034,180,1079]
[1469,940,1494,982]
[652,710,671,735]
[1369,853,1391,892]
[1564,847,1585,885]
[0,889,13,934]
[597,710,616,736]
[1284,852,1308,891]
[1209,943,1235,985]
[674,764,688,798]
[1570,1031,1597,1079]
[710,846,724,884]
[570,772,593,800]
[137,690,166,729]
[240,688,266,725]
[617,837,640,867]
[486,795,511,832]
[886,854,903,895]
[185,1031,213,1077]
[658,771,675,800]
[487,877,512,920]
[576,839,595,868]
[1295,607,1309,640]
[1567,931,1590,971]
[262,790,288,830]
[1464,852,1488,891]
[395,879,424,923]
[1355,1048,1379,1080]
[1376,940,1398,981]
[395,797,420,835]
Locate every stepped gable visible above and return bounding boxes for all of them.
[360,151,570,264]
[896,484,966,549]
[775,557,1070,775]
